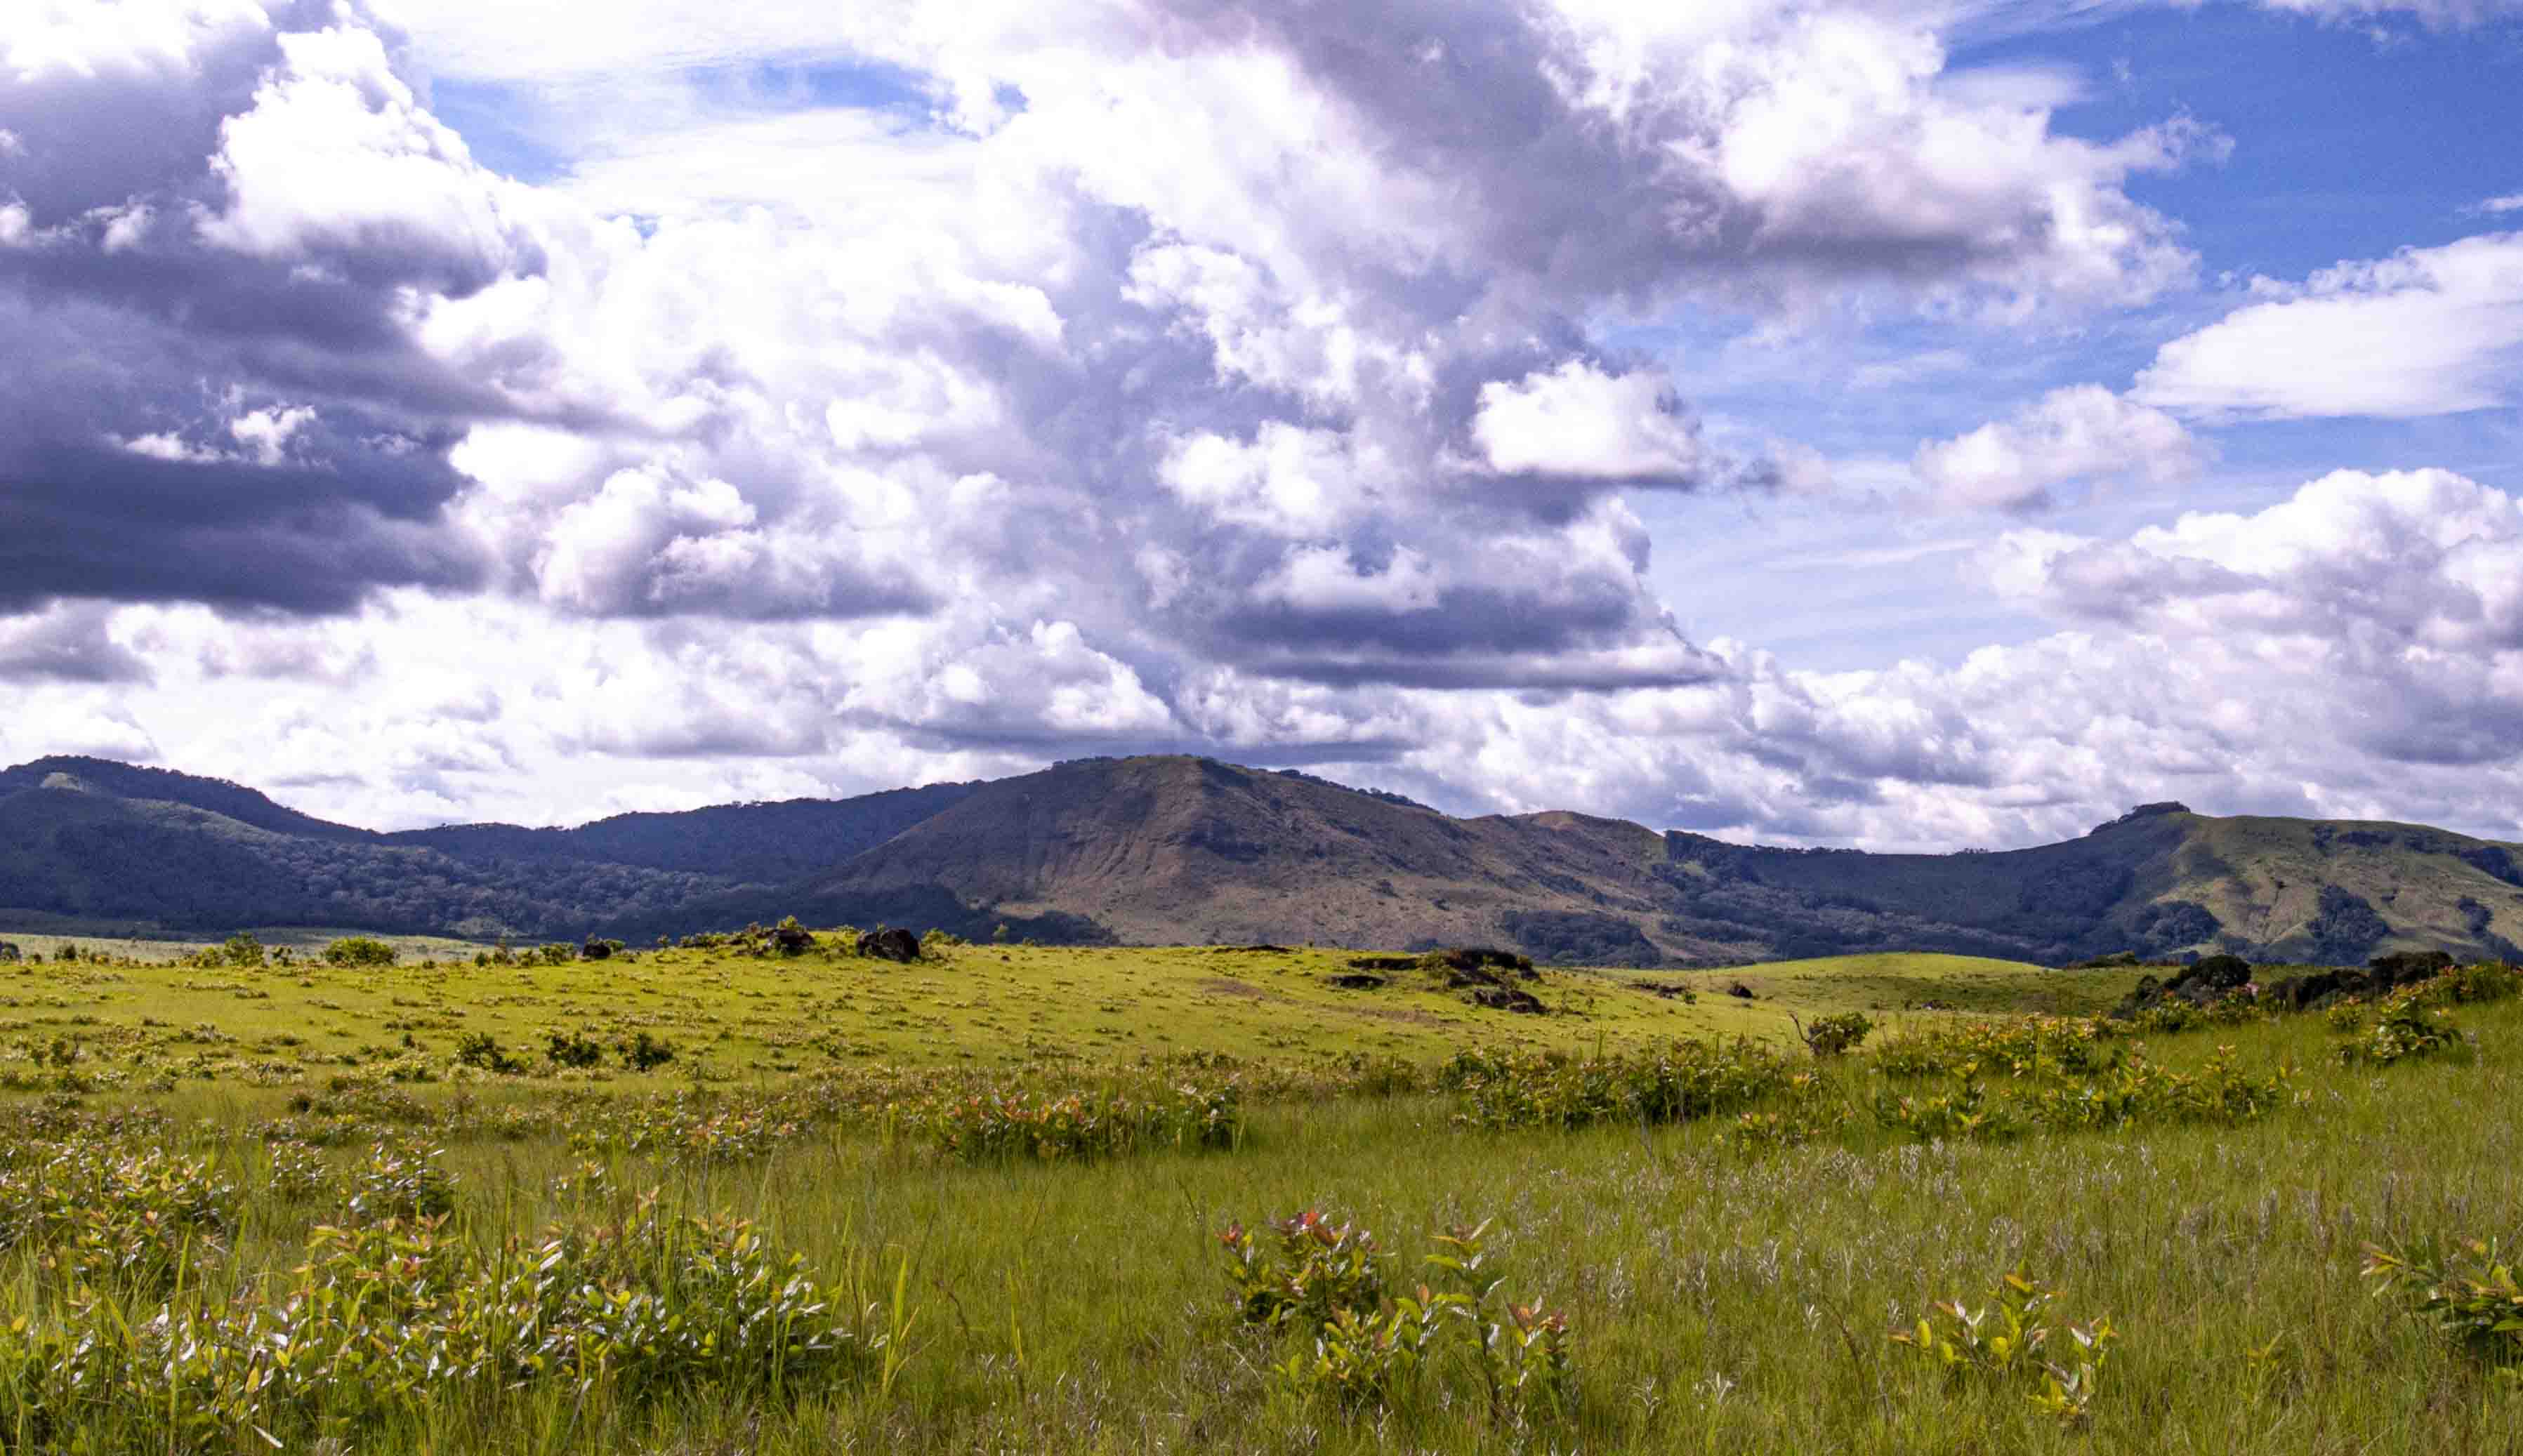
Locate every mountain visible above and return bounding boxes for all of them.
[0,757,973,941]
[772,755,1675,955]
[778,758,2523,967]
[1650,801,2523,967]
[6,753,2523,966]
[388,783,977,884]
[0,757,379,842]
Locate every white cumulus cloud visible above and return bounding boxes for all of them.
[1913,385,2202,512]
[2135,232,2523,420]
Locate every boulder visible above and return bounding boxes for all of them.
[1466,983,1546,1015]
[2268,967,2367,1010]
[2187,954,2253,992]
[1430,946,1537,980]
[857,926,922,963]
[1328,972,1386,991]
[2369,950,2453,988]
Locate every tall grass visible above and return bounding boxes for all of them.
[0,993,2517,1450]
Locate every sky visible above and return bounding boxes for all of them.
[3,0,2522,849]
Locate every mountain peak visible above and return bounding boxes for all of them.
[2090,801,2194,835]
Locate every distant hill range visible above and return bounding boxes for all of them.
[5,753,2522,967]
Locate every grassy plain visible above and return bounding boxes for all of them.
[0,938,2514,1452]
[0,937,2129,1076]
[0,923,487,964]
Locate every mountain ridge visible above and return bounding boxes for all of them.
[6,753,2522,966]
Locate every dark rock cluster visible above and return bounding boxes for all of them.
[857,926,922,963]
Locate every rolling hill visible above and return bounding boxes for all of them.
[776,759,2523,966]
[0,757,973,941]
[6,753,2523,966]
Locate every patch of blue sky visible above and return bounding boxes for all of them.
[1953,5,2523,281]
[692,55,942,121]
[427,53,966,187]
[427,79,569,185]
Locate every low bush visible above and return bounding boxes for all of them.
[2363,1236,2523,1384]
[2337,1002,2466,1068]
[1871,1016,2123,1080]
[544,1028,606,1069]
[1220,1212,1573,1427]
[619,1031,678,1073]
[0,1141,239,1292]
[917,1082,1241,1161]
[263,1140,336,1201]
[1795,1011,1875,1057]
[345,1142,456,1222]
[1449,1037,1797,1132]
[453,1032,525,1074]
[1876,1048,2293,1143]
[322,937,397,967]
[0,1193,885,1450]
[1890,1268,2119,1427]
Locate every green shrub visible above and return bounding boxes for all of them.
[346,1142,456,1222]
[2363,1236,2523,1381]
[619,1031,678,1073]
[262,1140,336,1202]
[1220,1212,1573,1426]
[2337,1002,2465,1068]
[322,937,397,967]
[0,1193,883,1450]
[1796,1011,1874,1057]
[1873,1080,2020,1142]
[918,1083,1241,1161]
[1222,1208,1390,1332]
[1891,1269,2118,1427]
[1871,1016,2124,1080]
[1449,1036,1796,1132]
[0,1141,239,1292]
[453,1031,524,1074]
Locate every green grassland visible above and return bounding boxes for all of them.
[0,937,2515,1452]
[0,923,487,965]
[0,936,2137,1076]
